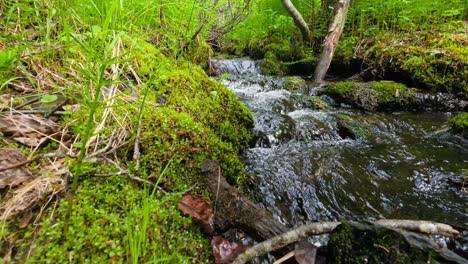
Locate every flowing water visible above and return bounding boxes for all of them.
[211,58,468,255]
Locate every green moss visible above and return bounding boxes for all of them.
[369,81,416,106]
[307,96,328,110]
[122,35,169,77]
[260,51,284,75]
[284,76,306,92]
[449,112,468,136]
[140,62,254,186]
[12,177,210,263]
[327,82,358,98]
[326,81,416,111]
[338,27,468,99]
[265,41,294,61]
[336,114,370,139]
[185,38,213,70]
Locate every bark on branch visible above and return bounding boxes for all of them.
[233,220,460,264]
[281,0,311,42]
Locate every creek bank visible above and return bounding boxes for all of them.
[2,37,255,262]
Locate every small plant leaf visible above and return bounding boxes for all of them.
[40,95,58,103]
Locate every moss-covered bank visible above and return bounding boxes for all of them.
[2,36,254,262]
[334,24,468,99]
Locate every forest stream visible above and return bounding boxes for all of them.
[211,58,468,257]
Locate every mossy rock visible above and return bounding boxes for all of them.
[284,76,306,92]
[265,41,294,61]
[335,114,370,139]
[139,62,254,186]
[449,112,468,137]
[260,51,284,75]
[308,96,328,110]
[328,222,465,264]
[11,177,210,263]
[326,81,416,111]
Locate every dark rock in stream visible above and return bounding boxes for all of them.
[327,222,468,263]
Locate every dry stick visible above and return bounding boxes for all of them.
[133,120,142,171]
[233,220,460,264]
[15,97,41,110]
[45,98,69,118]
[85,129,117,160]
[233,222,339,264]
[0,152,67,173]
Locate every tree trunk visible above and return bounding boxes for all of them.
[281,0,311,42]
[313,0,351,82]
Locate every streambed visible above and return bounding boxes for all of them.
[212,58,468,255]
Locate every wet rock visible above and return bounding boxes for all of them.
[335,114,370,140]
[284,76,307,92]
[414,92,468,112]
[327,222,467,264]
[449,112,468,137]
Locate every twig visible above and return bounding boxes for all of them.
[85,129,117,160]
[99,156,168,195]
[15,97,41,110]
[45,98,69,118]
[273,251,295,264]
[233,222,339,264]
[133,120,142,171]
[0,152,67,173]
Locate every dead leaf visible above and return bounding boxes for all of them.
[0,114,59,147]
[0,176,66,220]
[0,148,32,189]
[294,240,317,264]
[19,210,33,228]
[178,193,215,234]
[211,236,246,264]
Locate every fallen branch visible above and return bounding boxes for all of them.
[233,220,460,264]
[374,219,460,237]
[233,222,338,264]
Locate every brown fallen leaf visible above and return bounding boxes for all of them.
[0,148,33,189]
[178,193,214,234]
[211,236,246,264]
[294,240,317,264]
[0,114,59,147]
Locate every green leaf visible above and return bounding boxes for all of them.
[40,95,58,103]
